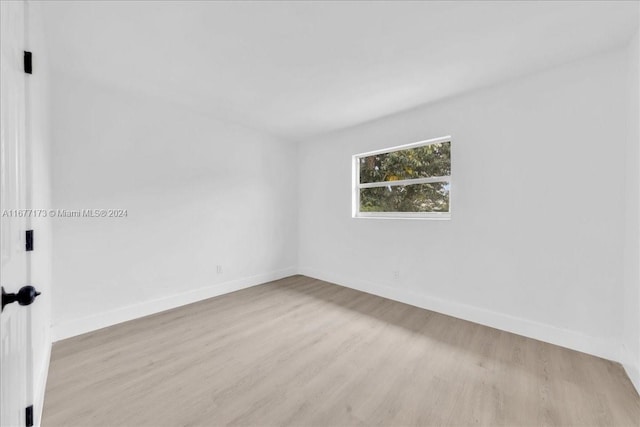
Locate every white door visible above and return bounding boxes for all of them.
[1,1,32,426]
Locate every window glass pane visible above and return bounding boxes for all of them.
[359,141,450,184]
[359,182,450,213]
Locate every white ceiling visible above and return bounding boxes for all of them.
[40,1,639,141]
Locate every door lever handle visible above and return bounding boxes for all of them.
[1,286,41,311]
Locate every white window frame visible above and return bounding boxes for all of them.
[352,135,452,220]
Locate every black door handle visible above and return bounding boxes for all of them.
[1,286,41,311]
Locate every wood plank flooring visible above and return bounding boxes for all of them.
[43,275,640,426]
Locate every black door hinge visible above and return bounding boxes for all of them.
[25,405,33,427]
[24,51,32,74]
[25,230,33,251]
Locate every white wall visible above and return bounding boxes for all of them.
[50,72,298,340]
[623,27,640,393]
[299,47,630,363]
[26,1,53,424]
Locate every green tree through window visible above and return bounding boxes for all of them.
[355,139,451,216]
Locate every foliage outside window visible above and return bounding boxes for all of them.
[353,136,451,219]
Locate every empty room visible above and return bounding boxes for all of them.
[1,0,640,426]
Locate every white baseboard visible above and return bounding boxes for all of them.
[624,363,640,396]
[298,267,621,363]
[621,344,640,396]
[52,267,297,341]
[35,335,51,427]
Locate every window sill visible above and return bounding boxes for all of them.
[353,213,451,220]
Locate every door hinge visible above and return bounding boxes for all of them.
[25,405,33,427]
[24,51,32,74]
[25,230,33,251]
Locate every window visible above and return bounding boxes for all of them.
[352,136,451,219]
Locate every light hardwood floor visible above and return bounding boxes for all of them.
[43,275,640,427]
